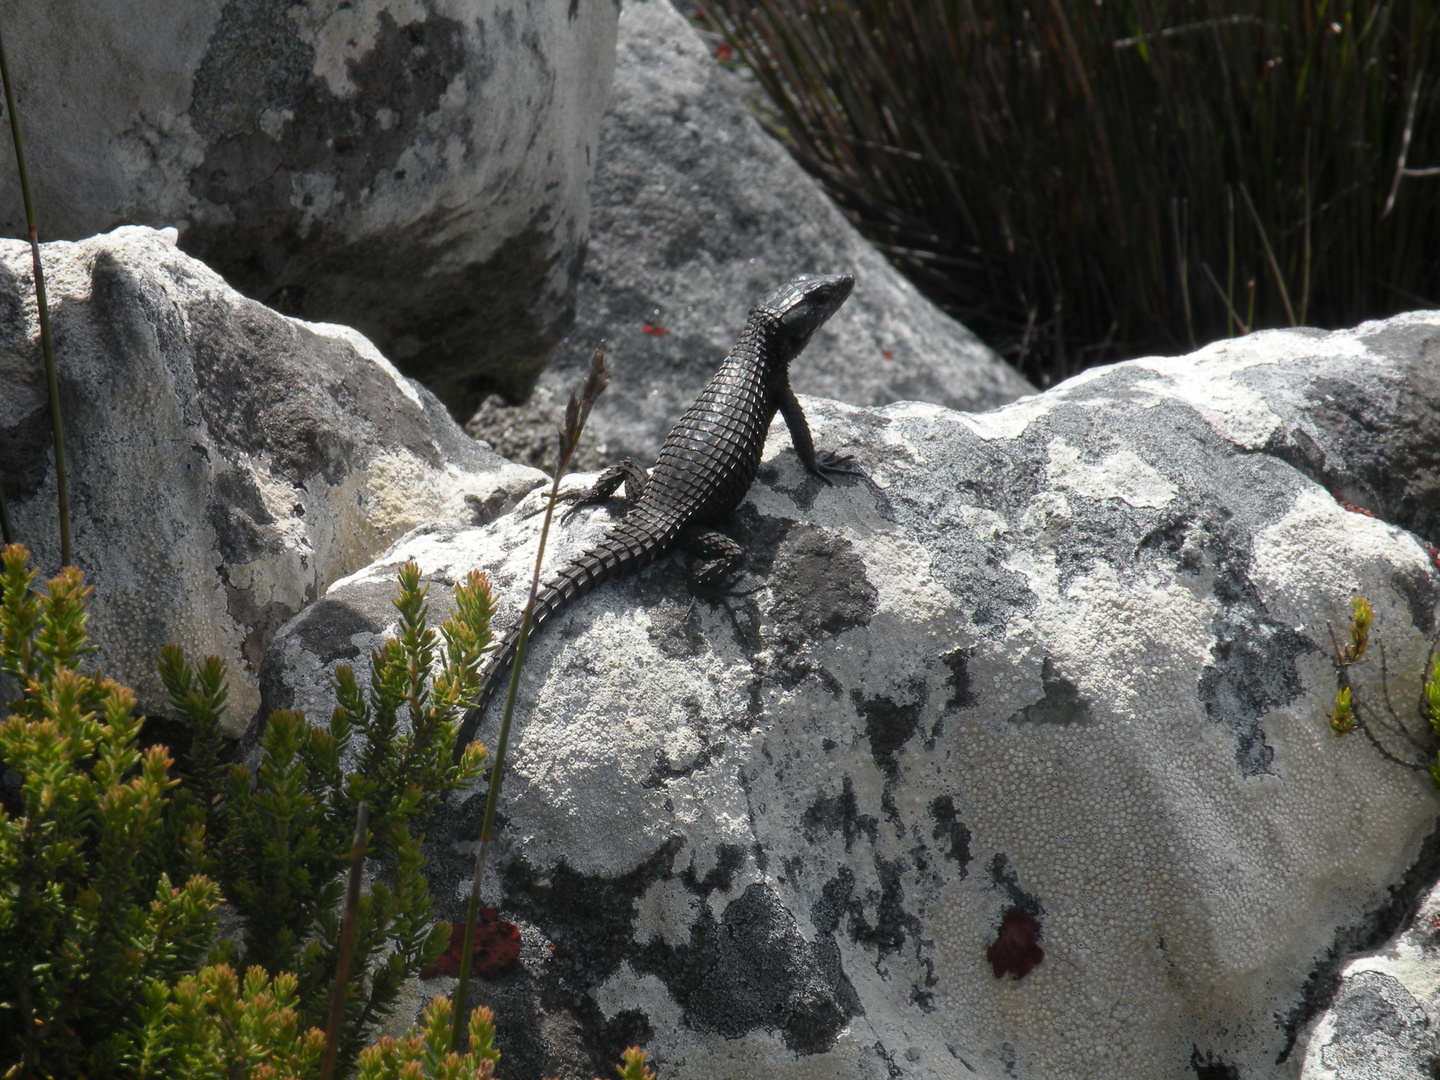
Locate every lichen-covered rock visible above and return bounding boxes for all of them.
[0,0,619,413]
[0,227,542,733]
[467,0,1031,471]
[267,311,1440,1079]
[1299,881,1440,1079]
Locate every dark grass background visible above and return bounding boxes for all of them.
[694,1,1440,387]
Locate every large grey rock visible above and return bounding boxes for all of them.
[0,226,543,733]
[0,0,619,414]
[467,0,1031,471]
[268,311,1440,1079]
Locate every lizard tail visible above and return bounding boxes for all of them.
[450,520,675,762]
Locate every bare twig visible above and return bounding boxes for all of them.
[1351,700,1426,770]
[1383,78,1423,218]
[0,28,70,566]
[1376,641,1429,750]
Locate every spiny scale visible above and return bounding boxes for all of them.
[452,273,856,761]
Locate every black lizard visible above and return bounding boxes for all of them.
[452,273,857,761]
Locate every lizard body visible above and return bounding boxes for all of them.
[452,273,856,760]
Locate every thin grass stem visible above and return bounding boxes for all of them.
[0,28,70,567]
[1238,183,1297,327]
[453,349,609,1053]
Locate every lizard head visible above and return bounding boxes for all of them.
[755,273,855,348]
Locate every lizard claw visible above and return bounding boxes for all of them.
[812,451,864,485]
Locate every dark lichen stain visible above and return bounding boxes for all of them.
[466,489,513,528]
[283,597,382,666]
[769,524,877,637]
[928,796,972,873]
[682,884,860,1054]
[1197,599,1310,778]
[208,470,282,563]
[1005,657,1091,726]
[1189,1048,1239,1079]
[815,862,923,959]
[803,776,879,851]
[1390,565,1438,639]
[679,844,746,894]
[646,596,708,658]
[988,853,1044,921]
[853,680,927,777]
[941,646,976,711]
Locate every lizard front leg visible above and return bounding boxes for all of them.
[776,385,863,485]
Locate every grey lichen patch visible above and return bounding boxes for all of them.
[682,884,860,1055]
[1198,575,1313,778]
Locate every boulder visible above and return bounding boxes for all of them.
[0,226,543,734]
[266,311,1440,1079]
[1299,880,1440,1079]
[466,0,1032,471]
[0,0,619,414]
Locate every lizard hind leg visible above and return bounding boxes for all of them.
[556,457,651,522]
[684,529,745,587]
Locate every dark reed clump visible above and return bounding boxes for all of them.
[696,1,1440,386]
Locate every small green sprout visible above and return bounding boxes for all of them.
[1342,595,1373,663]
[1425,655,1440,737]
[1330,687,1355,735]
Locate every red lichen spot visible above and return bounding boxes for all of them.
[1428,545,1440,572]
[882,350,894,360]
[419,909,521,979]
[986,908,1044,979]
[1336,498,1376,517]
[642,322,667,336]
[715,42,735,61]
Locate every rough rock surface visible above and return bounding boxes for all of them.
[0,227,542,733]
[0,0,619,414]
[467,0,1031,471]
[1299,882,1440,1079]
[268,311,1440,1079]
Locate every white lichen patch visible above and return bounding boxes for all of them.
[1045,438,1178,508]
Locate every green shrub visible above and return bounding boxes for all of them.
[0,547,220,1076]
[157,561,495,1073]
[0,547,494,1077]
[358,997,656,1080]
[699,0,1440,385]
